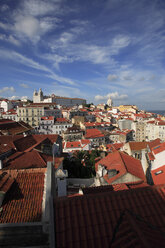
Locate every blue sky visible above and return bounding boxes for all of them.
[0,0,165,110]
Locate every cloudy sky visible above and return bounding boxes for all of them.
[0,0,165,110]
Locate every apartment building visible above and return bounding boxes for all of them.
[17,104,62,127]
[38,117,73,135]
[146,121,165,141]
[17,106,44,127]
[131,121,146,141]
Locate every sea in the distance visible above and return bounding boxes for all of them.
[147,110,165,116]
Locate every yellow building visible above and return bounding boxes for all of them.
[118,105,138,113]
[17,106,44,127]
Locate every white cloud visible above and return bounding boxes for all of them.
[112,35,130,48]
[0,49,76,86]
[0,22,10,30]
[120,70,133,81]
[21,96,28,100]
[107,74,118,81]
[14,16,40,39]
[95,92,128,101]
[0,87,15,94]
[22,0,56,16]
[0,34,20,46]
[9,96,19,100]
[59,32,74,45]
[20,83,29,88]
[13,14,59,43]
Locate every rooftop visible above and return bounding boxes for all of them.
[55,184,165,248]
[0,170,45,223]
[95,150,146,184]
[85,128,104,139]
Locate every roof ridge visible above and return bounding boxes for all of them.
[117,151,127,172]
[35,150,47,166]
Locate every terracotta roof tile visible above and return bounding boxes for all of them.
[56,118,69,123]
[41,116,54,120]
[4,150,47,169]
[148,138,161,150]
[106,143,124,151]
[0,120,32,135]
[55,184,165,248]
[148,152,155,161]
[152,142,165,155]
[0,171,44,223]
[95,151,146,184]
[14,135,37,151]
[33,134,59,143]
[0,135,23,149]
[151,165,165,185]
[111,210,165,248]
[85,128,104,139]
[0,172,14,193]
[129,141,148,151]
[0,143,13,155]
[81,139,90,145]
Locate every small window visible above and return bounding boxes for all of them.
[155,170,163,175]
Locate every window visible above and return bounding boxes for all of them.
[155,170,163,175]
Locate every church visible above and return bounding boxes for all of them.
[33,89,86,106]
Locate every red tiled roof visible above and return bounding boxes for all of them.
[151,165,165,185]
[85,128,104,139]
[148,152,155,161]
[95,150,145,184]
[148,138,161,150]
[152,142,165,155]
[81,139,90,145]
[0,172,14,193]
[13,135,37,151]
[129,141,148,151]
[0,119,15,124]
[4,150,47,169]
[106,143,124,151]
[84,122,101,127]
[33,134,59,144]
[111,210,165,248]
[0,121,33,135]
[0,171,44,223]
[55,184,165,248]
[147,120,155,124]
[112,183,129,191]
[65,141,81,148]
[41,116,54,120]
[0,143,13,155]
[0,135,23,149]
[157,121,165,125]
[56,118,69,123]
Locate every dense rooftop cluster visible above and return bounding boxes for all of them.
[0,95,165,247]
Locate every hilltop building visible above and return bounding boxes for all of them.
[107,96,113,107]
[33,88,86,106]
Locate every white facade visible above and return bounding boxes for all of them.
[38,118,73,135]
[107,97,113,107]
[118,119,133,131]
[2,112,18,121]
[33,89,44,103]
[146,122,165,141]
[151,150,165,171]
[1,100,13,112]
